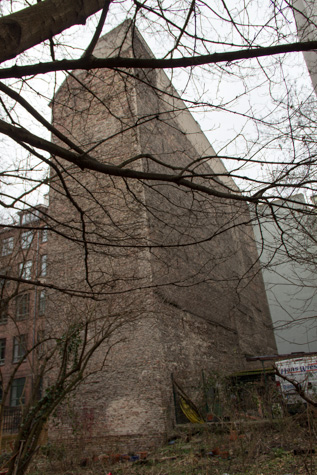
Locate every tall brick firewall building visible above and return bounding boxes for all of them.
[45,22,277,452]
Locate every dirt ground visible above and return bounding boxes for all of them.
[27,412,316,475]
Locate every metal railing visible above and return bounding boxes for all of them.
[1,407,22,434]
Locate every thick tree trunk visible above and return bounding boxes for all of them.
[0,0,107,63]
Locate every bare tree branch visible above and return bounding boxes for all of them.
[1,40,317,79]
[274,364,317,408]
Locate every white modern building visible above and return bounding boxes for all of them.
[293,0,317,91]
[254,194,317,354]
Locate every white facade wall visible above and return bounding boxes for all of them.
[293,0,317,91]
[254,195,317,354]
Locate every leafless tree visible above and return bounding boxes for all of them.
[0,1,315,289]
[0,1,316,474]
[0,0,315,210]
[0,238,144,475]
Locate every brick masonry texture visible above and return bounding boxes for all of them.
[46,22,277,454]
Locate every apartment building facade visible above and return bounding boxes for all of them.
[0,207,48,412]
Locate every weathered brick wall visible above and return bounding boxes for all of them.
[46,21,276,454]
[48,47,172,449]
[132,32,275,357]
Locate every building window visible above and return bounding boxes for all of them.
[10,377,26,406]
[0,302,8,325]
[0,267,9,290]
[21,230,33,249]
[2,237,14,256]
[0,339,6,365]
[38,290,45,316]
[40,255,47,277]
[13,335,27,363]
[16,294,30,320]
[19,260,32,280]
[42,227,48,243]
[37,377,43,401]
[21,209,39,225]
[36,330,45,357]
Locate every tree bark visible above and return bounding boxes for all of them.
[0,0,106,64]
